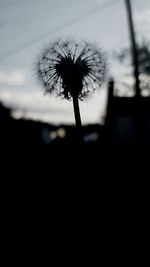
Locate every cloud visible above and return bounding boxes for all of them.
[0,87,107,125]
[0,89,76,124]
[0,71,25,85]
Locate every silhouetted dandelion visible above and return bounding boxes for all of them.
[36,39,106,140]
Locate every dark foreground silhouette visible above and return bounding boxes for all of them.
[0,101,149,173]
[1,101,149,223]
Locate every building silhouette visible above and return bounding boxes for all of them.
[105,80,150,145]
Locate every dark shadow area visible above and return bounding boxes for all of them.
[1,90,149,214]
[0,101,105,164]
[1,81,150,175]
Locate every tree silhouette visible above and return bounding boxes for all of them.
[115,40,150,95]
[36,39,106,140]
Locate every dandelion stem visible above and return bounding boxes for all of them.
[73,95,83,142]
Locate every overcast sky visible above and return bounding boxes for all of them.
[0,0,150,125]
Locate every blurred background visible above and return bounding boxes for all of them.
[0,0,150,162]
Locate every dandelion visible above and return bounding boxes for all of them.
[36,39,106,140]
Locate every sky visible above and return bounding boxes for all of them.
[0,0,150,125]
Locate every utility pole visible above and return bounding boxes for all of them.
[125,0,140,97]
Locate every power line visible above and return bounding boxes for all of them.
[0,0,119,61]
[0,0,23,10]
[0,0,86,10]
[1,0,89,26]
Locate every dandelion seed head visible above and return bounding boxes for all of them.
[36,39,107,100]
